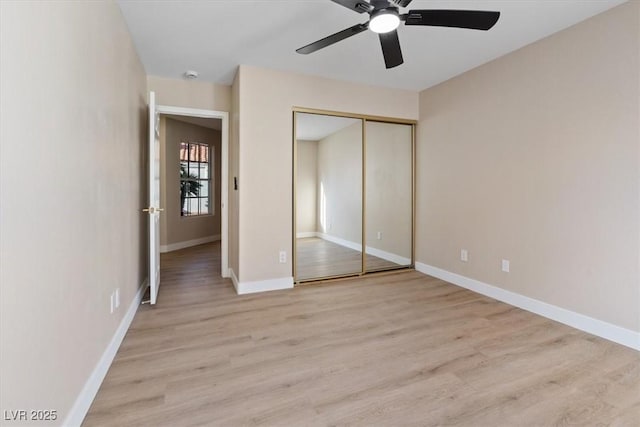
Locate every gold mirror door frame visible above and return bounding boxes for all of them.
[293,107,416,284]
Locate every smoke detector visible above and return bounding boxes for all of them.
[184,70,199,79]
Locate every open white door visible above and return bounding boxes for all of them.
[145,91,162,304]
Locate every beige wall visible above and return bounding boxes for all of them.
[365,121,413,261]
[161,118,221,247]
[237,65,419,282]
[295,140,318,234]
[147,75,231,112]
[417,1,639,332]
[316,122,363,244]
[0,0,147,423]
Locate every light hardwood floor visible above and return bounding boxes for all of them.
[84,242,639,426]
[296,237,402,281]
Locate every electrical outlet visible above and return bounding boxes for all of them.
[115,288,120,309]
[502,259,510,273]
[460,249,468,262]
[279,251,287,264]
[377,231,382,240]
[110,292,115,314]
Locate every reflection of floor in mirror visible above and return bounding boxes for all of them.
[296,237,401,281]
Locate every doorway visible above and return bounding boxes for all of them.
[156,105,229,279]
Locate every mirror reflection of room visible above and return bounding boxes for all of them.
[365,121,413,272]
[295,113,363,281]
[294,112,414,283]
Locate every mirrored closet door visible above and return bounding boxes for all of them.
[294,112,363,281]
[293,109,414,283]
[364,121,413,272]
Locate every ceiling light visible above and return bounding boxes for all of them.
[184,70,199,79]
[369,8,400,34]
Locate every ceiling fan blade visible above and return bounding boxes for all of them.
[379,30,403,69]
[404,10,500,31]
[391,0,413,7]
[296,23,369,55]
[330,0,373,14]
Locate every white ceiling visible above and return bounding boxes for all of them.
[296,113,360,141]
[117,0,627,91]
[164,114,222,131]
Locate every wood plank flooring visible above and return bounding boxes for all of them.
[296,237,401,281]
[83,242,640,426]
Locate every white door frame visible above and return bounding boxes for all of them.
[156,104,230,278]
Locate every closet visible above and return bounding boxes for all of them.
[293,108,415,283]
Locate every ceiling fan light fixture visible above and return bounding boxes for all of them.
[369,8,400,34]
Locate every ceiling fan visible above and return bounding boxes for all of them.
[296,0,500,69]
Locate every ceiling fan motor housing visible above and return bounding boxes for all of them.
[371,0,392,10]
[369,7,401,33]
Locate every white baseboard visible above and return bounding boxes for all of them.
[235,275,294,295]
[229,268,239,293]
[64,278,147,426]
[366,246,411,266]
[296,231,318,238]
[160,234,220,253]
[316,233,410,266]
[228,266,293,295]
[415,262,640,351]
[317,232,362,252]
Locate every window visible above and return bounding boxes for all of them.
[180,142,213,216]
